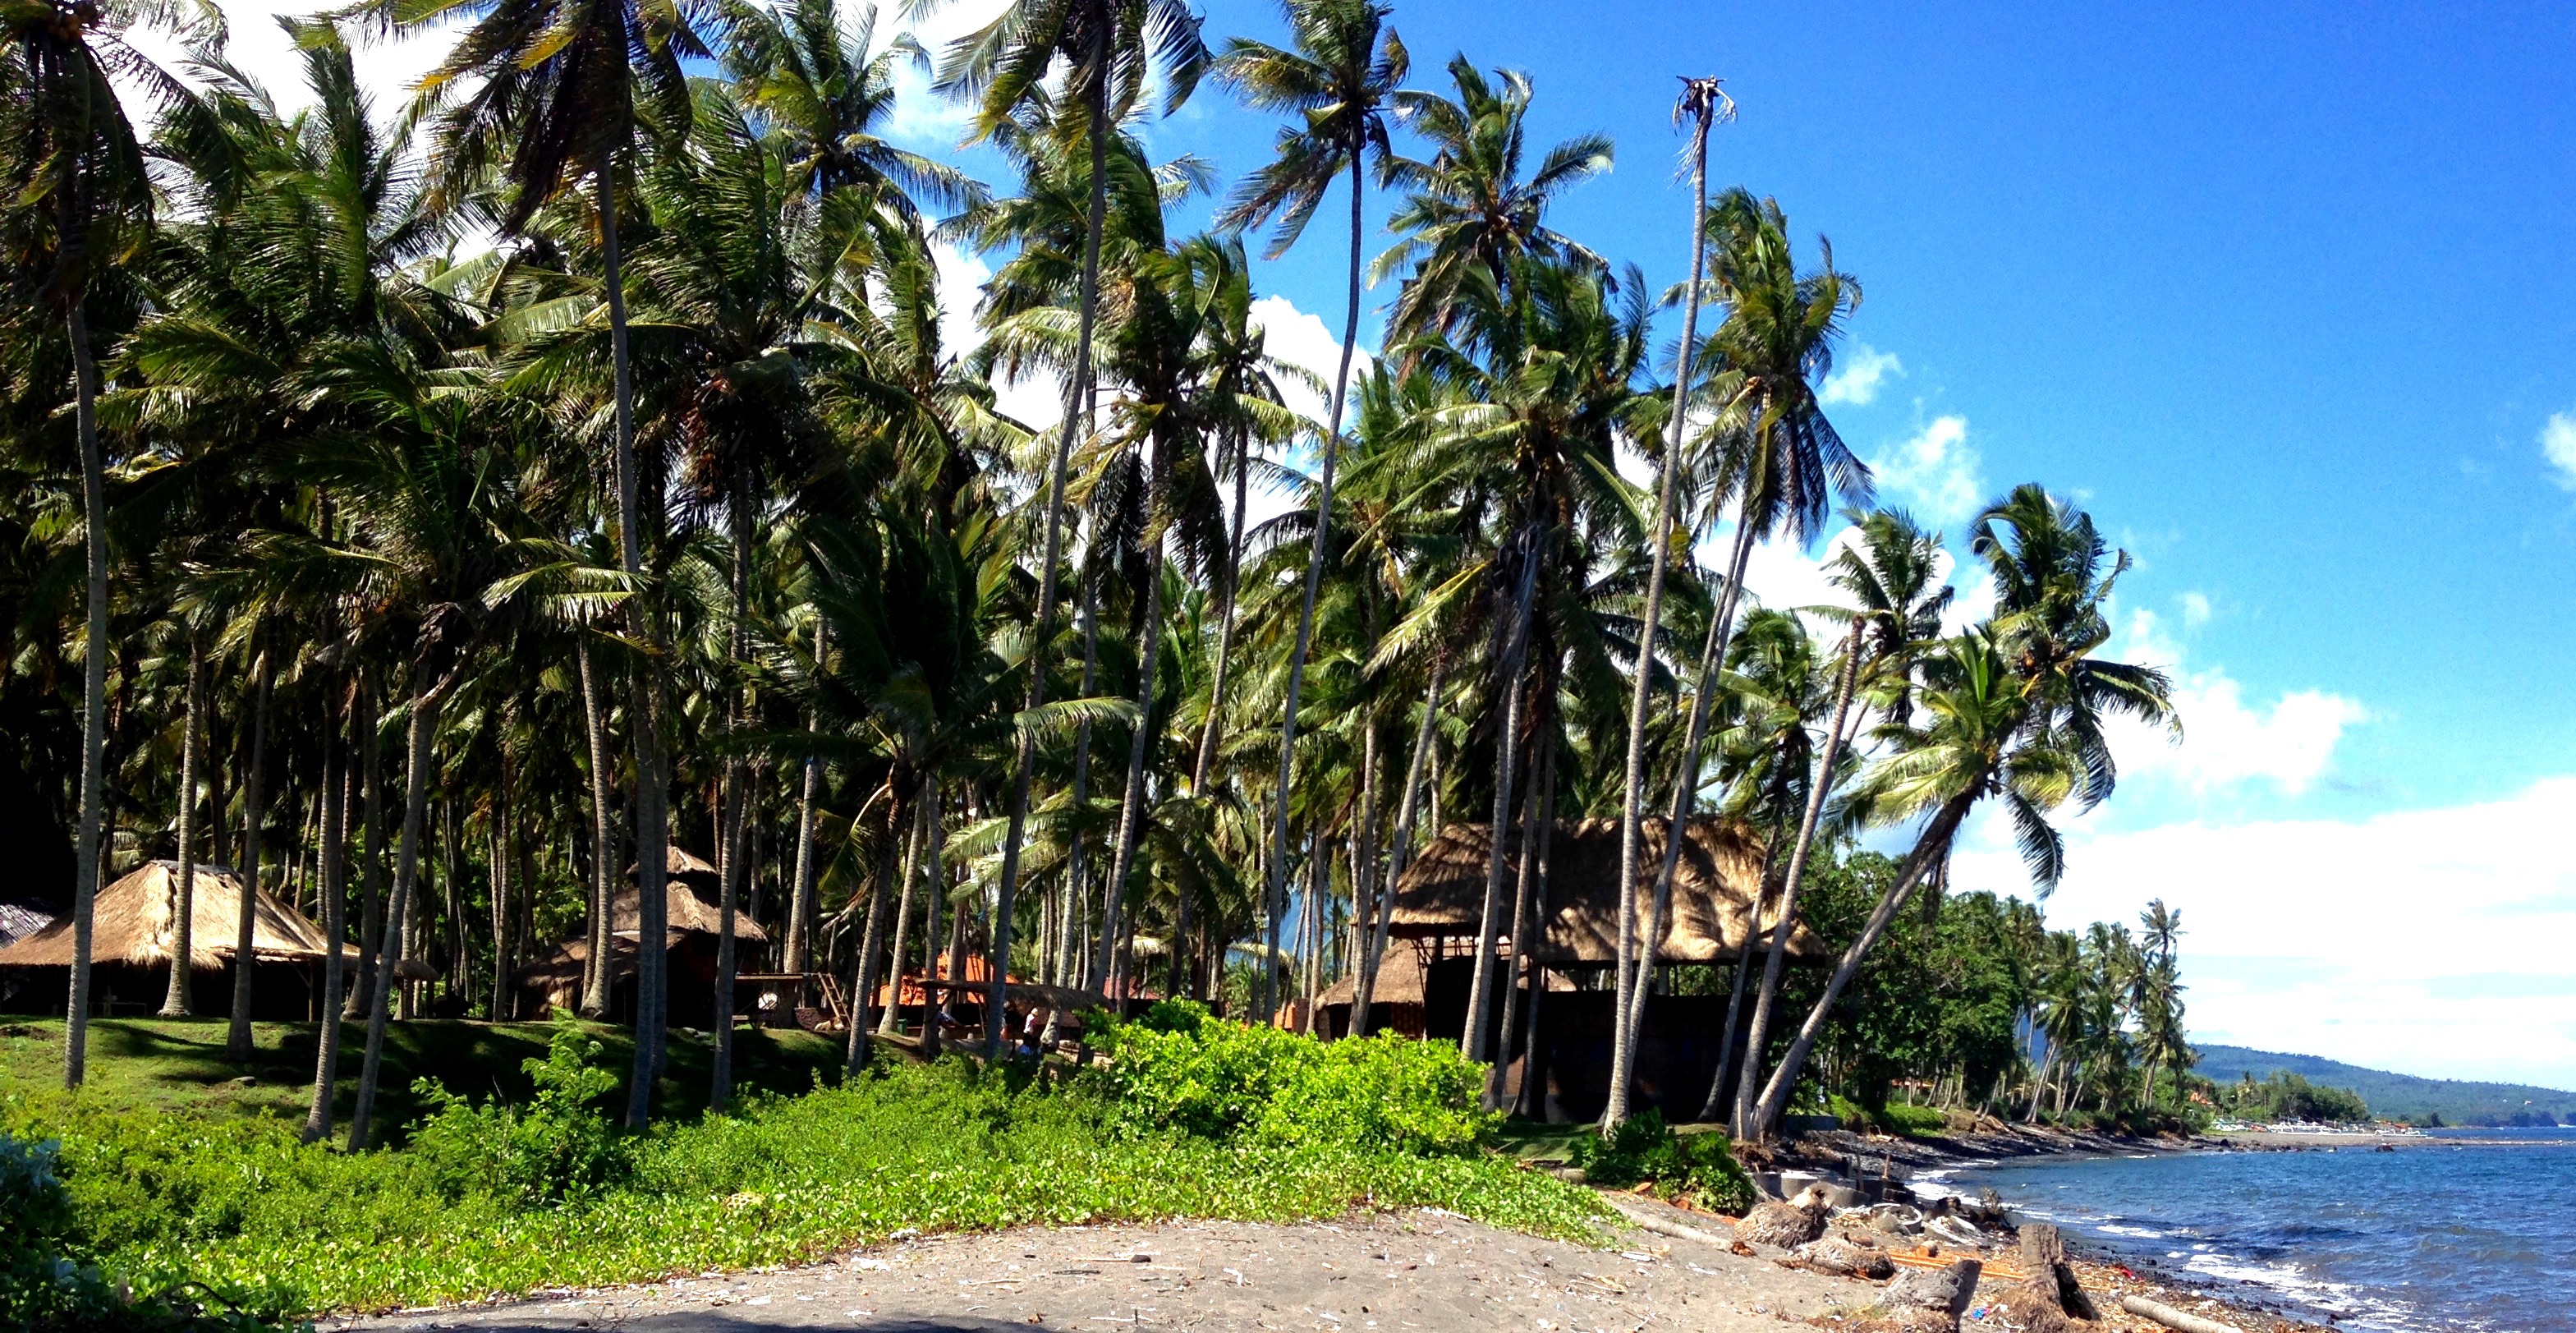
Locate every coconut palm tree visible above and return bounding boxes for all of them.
[926,0,1208,1054]
[1745,490,2176,1138]
[355,0,709,1125]
[1605,73,1730,1128]
[2,0,191,1088]
[1213,0,1405,986]
[722,0,984,214]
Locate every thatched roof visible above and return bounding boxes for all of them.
[0,901,53,949]
[1387,818,1824,963]
[605,878,767,941]
[0,861,337,969]
[629,845,721,888]
[1316,945,1430,1008]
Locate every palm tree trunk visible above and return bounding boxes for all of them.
[1513,777,1559,1117]
[1749,793,1974,1138]
[922,788,951,1055]
[1730,618,1867,1136]
[1192,428,1252,792]
[785,627,825,981]
[1607,107,1716,1126]
[1099,538,1169,1000]
[302,711,349,1142]
[1461,549,1538,1062]
[227,640,276,1059]
[1701,803,1789,1122]
[875,788,928,1038]
[985,68,1111,1060]
[1355,656,1444,1037]
[601,170,673,1128]
[159,632,209,1017]
[576,637,616,1017]
[713,491,755,1110]
[347,667,452,1150]
[351,684,384,1018]
[850,792,911,1062]
[1488,742,1546,1109]
[1607,518,1758,1120]
[492,714,517,1021]
[63,302,108,1088]
[1260,149,1370,1045]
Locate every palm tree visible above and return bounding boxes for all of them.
[2,0,186,1089]
[1371,54,1611,344]
[1605,73,1730,1128]
[1724,508,1948,1133]
[1213,0,1405,1046]
[722,0,985,214]
[1744,490,2176,1138]
[357,0,708,1126]
[1616,187,1869,1122]
[925,0,1208,1057]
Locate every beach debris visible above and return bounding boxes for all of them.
[2119,1292,2248,1333]
[2014,1224,2098,1320]
[1601,1196,1736,1251]
[1878,1257,1983,1327]
[1868,1204,1926,1236]
[1793,1234,1895,1280]
[1736,1183,1834,1248]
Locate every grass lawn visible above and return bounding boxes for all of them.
[0,1017,854,1134]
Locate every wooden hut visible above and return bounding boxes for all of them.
[0,861,349,1019]
[513,847,766,1028]
[1372,817,1825,1124]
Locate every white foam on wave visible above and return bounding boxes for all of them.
[2096,1224,2172,1239]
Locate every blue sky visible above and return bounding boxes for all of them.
[187,0,2576,1088]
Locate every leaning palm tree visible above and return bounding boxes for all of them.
[1,0,188,1087]
[354,0,708,1125]
[1605,73,1731,1128]
[1744,490,2177,1138]
[922,0,1207,1055]
[1211,0,1406,1053]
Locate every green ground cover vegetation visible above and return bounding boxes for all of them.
[2,1014,1602,1323]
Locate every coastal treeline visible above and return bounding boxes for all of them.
[2,0,2180,1147]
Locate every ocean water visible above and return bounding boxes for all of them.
[1932,1131,2576,1332]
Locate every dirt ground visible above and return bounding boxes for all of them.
[329,1208,1876,1333]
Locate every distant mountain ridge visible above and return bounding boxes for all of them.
[2194,1043,2576,1125]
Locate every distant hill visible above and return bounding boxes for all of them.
[2194,1043,2576,1126]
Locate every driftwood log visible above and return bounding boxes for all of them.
[1880,1258,1981,1317]
[2017,1223,2101,1319]
[1601,1197,1737,1249]
[2119,1293,2248,1333]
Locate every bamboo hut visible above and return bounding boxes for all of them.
[513,847,765,1028]
[0,861,350,1019]
[1371,818,1827,1123]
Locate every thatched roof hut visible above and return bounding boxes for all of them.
[605,849,765,941]
[0,861,337,969]
[1388,818,1824,963]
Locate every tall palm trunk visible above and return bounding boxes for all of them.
[1700,800,1786,1122]
[492,709,517,1021]
[1049,566,1104,1027]
[227,641,276,1059]
[986,67,1111,1059]
[302,712,349,1142]
[1605,101,1717,1125]
[1460,549,1538,1062]
[601,171,673,1129]
[1353,656,1443,1037]
[62,290,110,1087]
[350,684,383,1018]
[784,625,826,981]
[1749,793,1973,1137]
[1730,618,1866,1135]
[1512,780,1559,1117]
[1260,152,1370,1041]
[875,787,929,1038]
[1097,524,1169,998]
[1487,742,1546,1109]
[575,637,616,1017]
[159,632,210,1017]
[851,792,914,1060]
[347,668,454,1150]
[1192,427,1251,791]
[713,494,755,1111]
[1606,518,1756,1119]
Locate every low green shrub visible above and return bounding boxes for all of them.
[0,1131,300,1332]
[1091,1000,1497,1156]
[1567,1109,1755,1215]
[406,1025,631,1206]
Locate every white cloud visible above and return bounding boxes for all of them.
[883,0,1009,147]
[1819,342,1902,407]
[2108,608,2363,797]
[1948,777,2576,1090]
[2180,591,2213,628]
[2542,411,2576,490]
[1868,415,1983,522]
